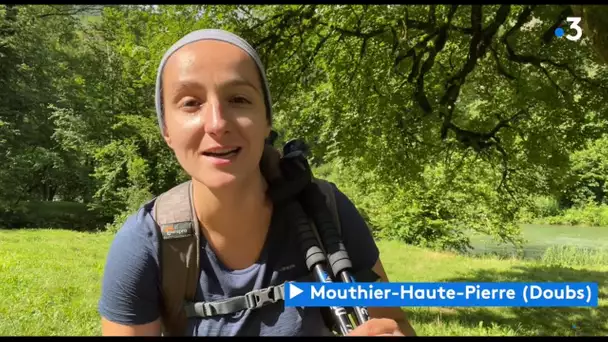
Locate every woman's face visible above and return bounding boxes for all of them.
[161,40,270,190]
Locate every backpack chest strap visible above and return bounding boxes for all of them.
[184,274,312,318]
[184,284,284,318]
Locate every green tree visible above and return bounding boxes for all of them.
[559,136,608,207]
[3,5,606,249]
[571,6,608,65]
[233,5,608,249]
[0,5,99,206]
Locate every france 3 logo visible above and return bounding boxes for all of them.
[554,17,583,42]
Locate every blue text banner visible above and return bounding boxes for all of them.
[284,282,598,308]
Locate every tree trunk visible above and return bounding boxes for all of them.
[571,5,608,64]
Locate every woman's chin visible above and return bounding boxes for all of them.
[194,172,240,190]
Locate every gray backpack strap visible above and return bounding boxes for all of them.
[152,180,201,336]
[184,274,313,318]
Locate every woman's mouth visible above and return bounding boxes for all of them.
[201,147,241,165]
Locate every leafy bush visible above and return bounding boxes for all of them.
[0,201,108,230]
[314,156,524,254]
[89,115,188,233]
[516,136,608,226]
[559,136,608,207]
[545,203,608,227]
[532,196,561,218]
[515,195,561,223]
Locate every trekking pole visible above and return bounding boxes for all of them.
[299,182,371,326]
[282,139,371,326]
[283,199,355,336]
[266,138,366,334]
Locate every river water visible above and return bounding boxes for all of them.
[467,224,608,259]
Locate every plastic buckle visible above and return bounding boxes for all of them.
[246,287,277,309]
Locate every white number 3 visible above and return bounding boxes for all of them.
[565,17,583,42]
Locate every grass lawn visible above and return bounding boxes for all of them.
[380,240,608,336]
[0,229,606,336]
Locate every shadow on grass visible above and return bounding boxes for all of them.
[407,265,608,336]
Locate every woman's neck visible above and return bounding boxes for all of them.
[192,171,272,238]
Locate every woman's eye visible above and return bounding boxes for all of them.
[231,96,251,104]
[183,99,201,108]
[180,98,202,111]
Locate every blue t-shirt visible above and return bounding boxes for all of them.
[98,183,379,336]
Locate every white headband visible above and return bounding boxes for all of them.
[154,29,273,136]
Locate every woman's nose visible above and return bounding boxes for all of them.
[203,98,229,137]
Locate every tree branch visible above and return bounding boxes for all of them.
[485,109,528,139]
[539,65,570,101]
[251,7,305,50]
[440,5,511,139]
[490,45,516,80]
[494,142,513,196]
[298,30,333,81]
[394,31,438,71]
[347,35,370,86]
[244,7,299,33]
[500,5,607,91]
[428,5,437,25]
[410,5,459,115]
[541,6,572,45]
[37,5,100,19]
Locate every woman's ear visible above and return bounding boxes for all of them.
[162,124,173,148]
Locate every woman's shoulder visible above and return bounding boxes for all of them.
[98,200,163,325]
[100,199,163,287]
[113,199,160,248]
[103,199,161,275]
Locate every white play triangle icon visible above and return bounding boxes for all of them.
[289,283,303,299]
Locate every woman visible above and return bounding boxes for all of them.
[98,29,416,336]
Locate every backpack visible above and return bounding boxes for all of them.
[150,145,377,336]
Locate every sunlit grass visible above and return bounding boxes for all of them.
[1,229,606,336]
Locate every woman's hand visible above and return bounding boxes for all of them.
[346,318,405,336]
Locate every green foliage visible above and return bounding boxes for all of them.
[1,5,608,251]
[516,136,608,227]
[532,197,561,218]
[315,155,524,253]
[515,196,561,223]
[0,201,105,230]
[544,204,608,227]
[89,138,155,226]
[560,136,608,207]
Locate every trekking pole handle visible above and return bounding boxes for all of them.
[286,199,354,335]
[299,182,371,326]
[275,139,367,331]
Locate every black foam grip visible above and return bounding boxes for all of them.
[286,200,327,270]
[300,183,353,276]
